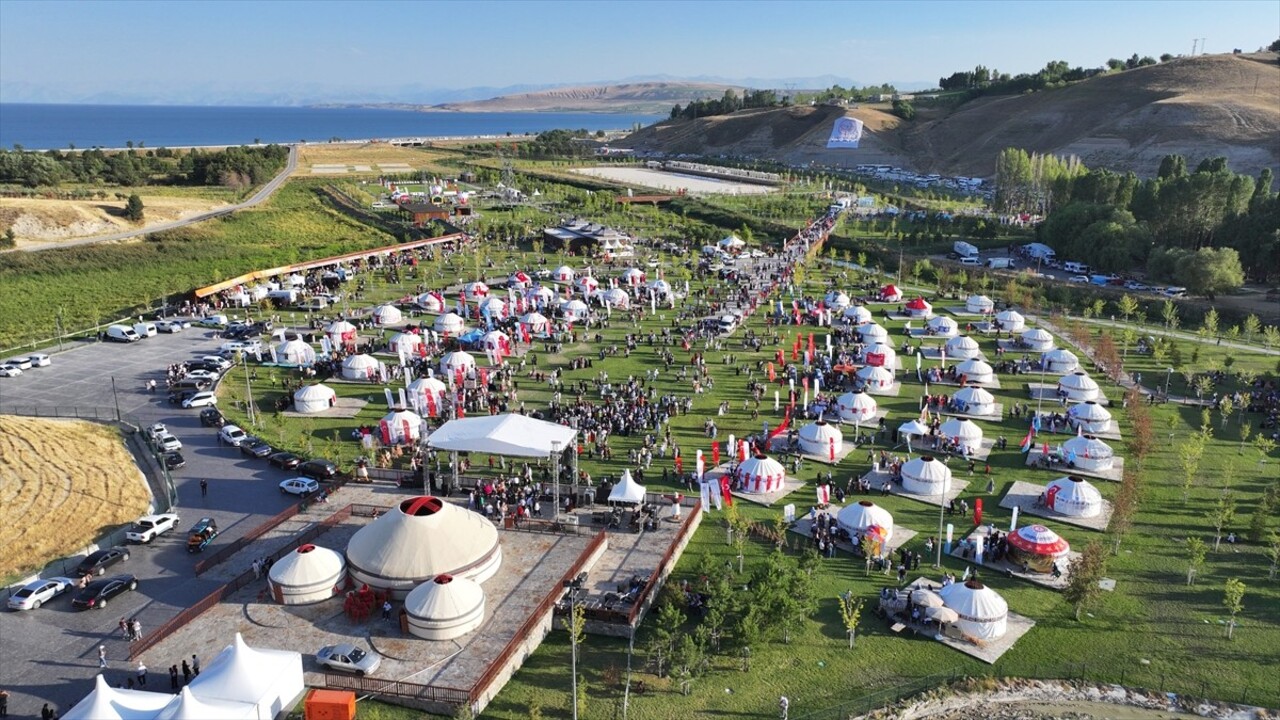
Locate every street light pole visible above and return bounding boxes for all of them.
[551,440,562,520]
[1164,367,1173,400]
[243,353,256,426]
[935,466,945,568]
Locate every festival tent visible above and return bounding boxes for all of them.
[1058,371,1101,402]
[1045,476,1104,518]
[608,469,647,504]
[904,297,934,319]
[995,309,1026,333]
[407,376,448,417]
[954,358,995,385]
[798,418,844,456]
[864,342,898,371]
[156,687,258,720]
[404,574,486,641]
[1062,434,1115,471]
[1020,327,1055,352]
[286,273,306,286]
[898,419,931,440]
[526,285,557,305]
[1068,401,1112,434]
[953,385,997,416]
[843,305,873,324]
[275,338,316,366]
[438,350,477,377]
[574,275,600,295]
[426,413,578,457]
[185,633,304,720]
[519,311,550,337]
[340,354,380,381]
[346,496,503,596]
[856,364,895,390]
[734,454,788,494]
[939,418,984,454]
[966,295,995,314]
[647,279,673,298]
[416,292,445,313]
[552,265,576,283]
[388,331,423,356]
[879,284,902,302]
[325,320,358,346]
[433,312,466,336]
[938,580,1009,641]
[926,315,960,338]
[836,500,894,542]
[835,391,879,423]
[292,384,336,414]
[267,544,345,605]
[508,271,532,289]
[561,299,589,322]
[621,268,647,287]
[824,290,851,309]
[1042,348,1079,374]
[457,328,485,347]
[944,335,982,360]
[857,323,889,345]
[901,455,952,496]
[718,234,746,251]
[63,675,177,720]
[380,408,424,445]
[371,304,403,325]
[1006,524,1071,573]
[478,296,507,319]
[602,287,630,308]
[461,281,490,301]
[481,330,511,358]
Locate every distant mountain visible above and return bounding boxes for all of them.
[432,82,747,113]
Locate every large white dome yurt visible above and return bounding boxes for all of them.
[407,376,448,417]
[939,580,1009,641]
[439,350,477,378]
[1068,401,1112,434]
[857,323,889,345]
[825,290,851,309]
[1058,371,1101,402]
[1045,476,1104,518]
[1006,524,1071,573]
[372,304,403,325]
[388,331,423,356]
[734,454,787,494]
[926,315,960,338]
[966,295,995,314]
[404,574,486,641]
[481,330,510,359]
[1042,348,1079,374]
[519,311,550,336]
[797,418,844,457]
[379,408,424,445]
[621,268,647,287]
[292,384,336,414]
[1062,434,1115,471]
[461,281,490,302]
[507,271,532,289]
[1021,327,1055,352]
[863,342,898,371]
[843,305,873,325]
[276,338,316,366]
[346,496,502,598]
[575,275,600,295]
[856,364,895,391]
[416,292,445,313]
[433,312,466,336]
[561,299,589,322]
[939,417,984,453]
[268,544,345,605]
[944,335,982,360]
[647,279,673,298]
[477,296,507,319]
[835,391,879,423]
[995,309,1026,333]
[527,285,557,306]
[341,354,380,381]
[953,385,997,416]
[904,297,934,319]
[326,320,358,346]
[901,456,953,496]
[954,358,995,385]
[602,287,630,308]
[836,500,894,542]
[552,265,576,283]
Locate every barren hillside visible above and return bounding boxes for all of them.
[436,82,741,113]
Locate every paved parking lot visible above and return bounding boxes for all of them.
[0,326,310,715]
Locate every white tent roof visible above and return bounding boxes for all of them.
[63,675,176,720]
[520,311,549,326]
[735,454,787,481]
[603,287,630,305]
[1043,347,1078,366]
[798,418,843,444]
[1022,327,1053,343]
[405,573,485,623]
[427,414,577,457]
[478,296,506,313]
[416,293,445,311]
[156,687,258,720]
[269,544,345,589]
[346,497,501,586]
[856,365,894,382]
[609,469,647,504]
[825,290,850,308]
[342,354,379,371]
[898,419,930,436]
[843,305,873,323]
[1046,476,1104,516]
[553,265,576,280]
[995,309,1025,325]
[939,580,1008,640]
[858,323,889,341]
[1063,434,1113,459]
[372,304,403,324]
[527,285,556,301]
[434,312,466,332]
[836,500,894,539]
[186,633,303,707]
[390,331,423,350]
[293,383,335,402]
[954,385,995,406]
[940,417,984,440]
[927,315,959,332]
[966,295,994,311]
[902,455,952,484]
[276,339,316,364]
[648,279,672,294]
[955,358,994,379]
[1058,371,1099,392]
[562,299,589,313]
[719,235,745,247]
[326,319,357,336]
[837,390,877,412]
[1068,401,1112,422]
[865,342,898,364]
[439,350,476,372]
[945,335,980,354]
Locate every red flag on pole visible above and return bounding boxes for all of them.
[768,407,792,440]
[808,333,815,356]
[712,441,720,465]
[767,362,776,382]
[829,436,836,461]
[720,475,733,506]
[974,498,983,526]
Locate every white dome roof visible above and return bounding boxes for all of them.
[825,290,851,308]
[735,454,787,481]
[939,580,1008,640]
[269,544,345,591]
[927,316,959,333]
[434,312,466,333]
[1021,328,1054,349]
[1068,401,1112,422]
[1043,348,1079,370]
[562,299,589,317]
[380,409,424,444]
[835,391,878,421]
[1046,476,1104,517]
[341,354,379,380]
[326,319,357,336]
[648,279,672,294]
[408,376,447,395]
[439,350,476,373]
[865,342,897,365]
[1058,371,1100,400]
[843,305,873,323]
[603,288,630,306]
[389,331,423,351]
[462,281,489,300]
[901,456,952,495]
[416,293,445,311]
[276,339,316,365]
[940,417,984,441]
[405,574,486,640]
[858,323,889,341]
[1062,434,1113,459]
[293,383,335,402]
[478,296,506,313]
[945,335,981,358]
[955,358,994,380]
[966,295,995,312]
[954,385,995,406]
[856,365,895,384]
[996,309,1025,326]
[622,268,646,281]
[520,311,548,326]
[798,419,844,445]
[836,500,894,540]
[372,304,403,324]
[553,265,576,280]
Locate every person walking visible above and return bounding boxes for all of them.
[382,600,392,621]
[169,665,179,691]
[181,660,191,685]
[41,703,53,720]
[0,688,8,717]
[118,617,129,639]
[98,645,107,668]
[135,661,147,687]
[200,479,209,497]
[779,695,790,720]
[191,654,200,676]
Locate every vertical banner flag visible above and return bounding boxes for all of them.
[825,116,864,149]
[712,441,720,466]
[696,449,705,480]
[974,498,983,526]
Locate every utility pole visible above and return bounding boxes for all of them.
[1192,39,1198,56]
[1199,38,1207,55]
[111,376,121,421]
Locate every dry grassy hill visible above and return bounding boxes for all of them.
[436,82,741,114]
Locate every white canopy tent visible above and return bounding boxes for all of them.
[155,687,258,720]
[478,296,507,319]
[647,279,673,298]
[621,268,647,287]
[898,419,930,439]
[602,287,630,308]
[609,469,647,504]
[719,234,746,250]
[63,675,177,720]
[185,633,304,720]
[427,414,577,457]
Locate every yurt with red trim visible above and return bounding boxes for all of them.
[798,418,844,457]
[526,285,557,306]
[734,454,787,494]
[939,580,1008,640]
[481,330,511,360]
[461,281,490,302]
[433,312,466,337]
[944,335,982,360]
[904,296,933,319]
[416,292,446,313]
[340,354,380,381]
[856,364,895,391]
[621,268,647,287]
[901,455,952,496]
[325,320,358,346]
[519,311,550,337]
[561,299,589,322]
[379,408,424,445]
[647,279,673,298]
[508,271,532,289]
[552,265,576,283]
[863,342,897,371]
[407,376,448,417]
[835,391,878,423]
[268,544,345,605]
[388,331,423,356]
[602,287,630,309]
[1044,476,1103,518]
[477,296,507,320]
[405,574,486,641]
[1006,524,1071,573]
[879,284,902,302]
[371,304,403,326]
[439,350,476,378]
[836,500,894,542]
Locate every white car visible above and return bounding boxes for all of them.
[749,249,767,258]
[5,357,33,370]
[182,391,218,409]
[218,424,248,447]
[185,369,219,382]
[147,423,168,440]
[8,577,75,611]
[157,433,183,452]
[1068,275,1090,283]
[280,477,320,496]
[125,513,181,543]
[28,353,51,367]
[155,319,186,333]
[0,366,21,378]
[219,340,263,355]
[200,356,232,372]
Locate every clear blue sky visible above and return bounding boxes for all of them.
[1,0,1276,104]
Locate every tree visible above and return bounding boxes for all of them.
[891,99,916,120]
[1185,536,1207,585]
[563,601,586,720]
[125,193,145,222]
[646,597,682,677]
[1200,308,1219,338]
[1176,247,1245,299]
[1207,489,1238,551]
[1267,531,1280,581]
[0,227,14,249]
[1160,299,1180,330]
[837,593,864,649]
[1270,39,1280,52]
[1176,433,1206,503]
[1063,540,1107,620]
[1247,484,1276,542]
[1107,471,1141,554]
[1222,578,1245,639]
[1242,314,1261,342]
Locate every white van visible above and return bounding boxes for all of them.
[1064,261,1090,274]
[960,256,981,266]
[133,322,157,338]
[106,324,141,343]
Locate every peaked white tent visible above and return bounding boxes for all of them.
[433,312,466,336]
[836,500,894,542]
[1045,476,1104,517]
[478,296,507,319]
[719,234,746,251]
[954,358,995,385]
[407,376,448,417]
[1058,371,1101,402]
[647,279,673,298]
[292,384,336,414]
[939,580,1008,641]
[856,364,895,390]
[574,275,600,295]
[798,418,844,456]
[857,323,889,344]
[1042,348,1079,374]
[268,543,345,605]
[863,342,898,372]
[185,633,304,720]
[326,320,358,345]
[621,268,647,287]
[427,414,577,457]
[901,456,952,496]
[926,315,960,338]
[526,285,557,305]
[63,675,176,720]
[609,469,647,504]
[340,354,380,381]
[519,311,550,336]
[1068,401,1112,434]
[461,281,490,301]
[371,304,403,325]
[995,309,1026,332]
[275,338,316,366]
[953,385,997,416]
[1021,327,1054,351]
[552,265,576,283]
[602,287,630,308]
[939,418,984,453]
[561,299,589,321]
[904,297,933,319]
[405,574,487,640]
[944,335,982,360]
[835,391,878,423]
[1062,434,1115,471]
[966,295,995,314]
[156,687,258,720]
[416,293,445,313]
[898,419,931,440]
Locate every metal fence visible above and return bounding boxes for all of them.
[319,673,471,705]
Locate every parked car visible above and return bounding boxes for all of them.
[268,451,303,470]
[163,450,186,470]
[8,577,75,611]
[219,339,263,355]
[71,575,138,610]
[182,391,218,409]
[169,390,198,406]
[297,459,340,481]
[155,319,185,333]
[217,424,248,447]
[199,407,225,427]
[195,315,228,328]
[125,513,180,543]
[157,433,183,453]
[74,547,130,577]
[0,366,22,378]
[280,477,320,496]
[187,517,219,553]
[184,369,220,382]
[146,422,168,440]
[240,436,273,458]
[4,357,33,370]
[199,356,232,372]
[27,353,52,367]
[1068,275,1090,283]
[316,643,381,675]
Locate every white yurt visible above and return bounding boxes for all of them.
[326,320,358,346]
[843,305,873,324]
[944,335,982,360]
[372,304,403,325]
[995,309,1026,333]
[602,287,630,308]
[926,315,960,338]
[836,500,894,543]
[1058,371,1101,402]
[481,330,510,358]
[552,265,576,283]
[954,358,996,385]
[407,376,448,417]
[508,271,532,289]
[1045,476,1104,518]
[527,285,557,306]
[561,299,589,322]
[1006,524,1071,573]
[388,331,423,356]
[966,295,995,314]
[939,580,1009,641]
[519,311,550,336]
[461,281,490,302]
[858,323,890,345]
[825,290,851,309]
[292,384,336,414]
[575,275,600,295]
[268,544,345,605]
[879,284,903,302]
[901,455,953,496]
[416,292,445,313]
[939,417,984,453]
[835,391,879,424]
[276,338,316,366]
[380,408,424,445]
[1042,348,1079,374]
[478,296,507,319]
[904,297,934,319]
[1062,434,1115,471]
[346,496,503,597]
[953,385,997,416]
[439,350,477,378]
[863,342,898,371]
[857,364,896,391]
[1021,327,1055,352]
[404,574,487,641]
[433,312,466,336]
[621,268,647,287]
[341,354,380,381]
[734,454,788,494]
[647,279,673,298]
[1068,401,1112,434]
[798,418,844,457]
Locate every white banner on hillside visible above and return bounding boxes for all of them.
[826,116,864,149]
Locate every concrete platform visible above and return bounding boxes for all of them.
[920,346,988,363]
[999,480,1113,532]
[949,525,1079,592]
[282,397,368,419]
[1024,449,1124,483]
[880,577,1035,664]
[790,505,919,555]
[885,311,932,322]
[707,464,805,507]
[1033,420,1123,441]
[929,376,1003,389]
[910,437,996,462]
[1027,383,1111,406]
[767,435,861,466]
[860,469,972,508]
[944,306,989,318]
[906,329,956,342]
[937,403,1005,422]
[995,339,1053,354]
[863,381,903,397]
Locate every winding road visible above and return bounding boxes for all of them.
[9,144,298,253]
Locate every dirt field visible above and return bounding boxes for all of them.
[297,142,449,174]
[0,416,150,579]
[573,166,775,195]
[0,195,229,247]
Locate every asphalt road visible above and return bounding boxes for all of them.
[9,144,299,253]
[0,325,306,714]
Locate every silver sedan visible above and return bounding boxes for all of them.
[316,643,381,675]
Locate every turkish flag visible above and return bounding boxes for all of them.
[829,437,836,461]
[866,352,886,367]
[1045,484,1061,510]
[721,475,733,506]
[974,498,983,526]
[712,442,720,465]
